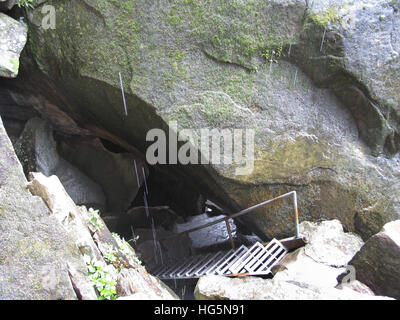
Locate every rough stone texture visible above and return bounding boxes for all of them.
[273,248,346,288]
[0,13,26,78]
[344,220,400,299]
[0,116,83,300]
[15,118,107,210]
[300,220,364,267]
[26,171,177,301]
[194,275,392,300]
[67,263,98,300]
[0,0,18,11]
[272,220,363,288]
[59,137,147,213]
[116,268,178,300]
[21,0,400,240]
[291,0,400,157]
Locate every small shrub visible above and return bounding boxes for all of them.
[86,258,117,301]
[261,45,283,63]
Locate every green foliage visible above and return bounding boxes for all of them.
[88,208,103,231]
[17,0,35,9]
[309,6,341,27]
[261,45,283,63]
[85,257,117,301]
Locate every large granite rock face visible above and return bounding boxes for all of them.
[0,116,83,300]
[345,220,400,299]
[22,1,400,240]
[291,0,400,157]
[0,13,27,78]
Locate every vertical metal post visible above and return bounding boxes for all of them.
[118,72,128,116]
[293,191,300,238]
[225,219,236,250]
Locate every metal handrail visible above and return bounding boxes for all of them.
[167,191,300,249]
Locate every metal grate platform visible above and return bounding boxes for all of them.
[151,239,287,280]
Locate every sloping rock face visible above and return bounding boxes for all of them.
[27,171,178,300]
[0,12,27,78]
[116,268,178,300]
[0,116,83,299]
[345,220,400,299]
[194,275,392,300]
[22,0,400,240]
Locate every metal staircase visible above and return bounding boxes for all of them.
[150,191,305,280]
[151,239,288,280]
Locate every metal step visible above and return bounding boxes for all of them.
[154,239,287,280]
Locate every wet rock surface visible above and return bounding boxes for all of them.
[14,0,398,242]
[0,116,82,299]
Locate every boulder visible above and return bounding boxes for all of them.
[116,268,178,300]
[343,220,400,299]
[22,0,400,241]
[0,13,26,78]
[27,171,177,300]
[59,137,147,213]
[273,220,363,288]
[0,115,85,299]
[273,248,346,288]
[15,118,107,210]
[300,220,364,267]
[194,275,392,300]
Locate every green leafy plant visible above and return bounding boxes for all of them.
[262,45,283,63]
[85,257,117,301]
[88,208,103,231]
[17,0,35,9]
